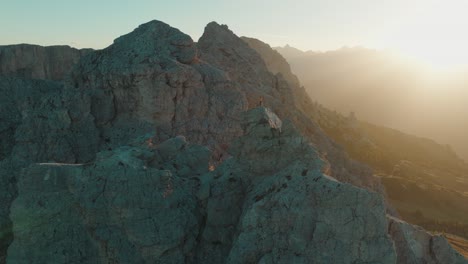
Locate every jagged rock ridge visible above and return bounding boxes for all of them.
[240,35,468,263]
[0,20,466,263]
[243,36,468,246]
[0,44,91,80]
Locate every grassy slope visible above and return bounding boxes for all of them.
[446,234,468,259]
[314,109,468,240]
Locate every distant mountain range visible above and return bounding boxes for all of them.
[275,45,468,161]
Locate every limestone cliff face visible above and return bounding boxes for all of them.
[0,20,466,263]
[6,108,397,264]
[68,20,376,191]
[198,23,378,191]
[197,108,396,263]
[0,77,98,263]
[0,44,91,80]
[7,136,208,264]
[69,20,246,157]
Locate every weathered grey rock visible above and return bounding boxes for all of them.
[388,216,467,263]
[196,107,396,264]
[0,77,98,164]
[0,159,16,264]
[70,20,246,155]
[0,44,91,80]
[1,19,466,263]
[241,36,467,263]
[198,23,276,96]
[6,108,399,264]
[0,77,99,262]
[65,20,378,194]
[242,37,300,87]
[7,135,209,264]
[209,31,379,192]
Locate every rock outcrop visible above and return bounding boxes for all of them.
[69,20,376,191]
[245,37,468,240]
[388,216,467,263]
[70,20,246,157]
[0,19,466,263]
[0,44,91,80]
[0,77,98,262]
[7,108,397,264]
[198,22,380,191]
[242,36,468,263]
[197,108,396,263]
[0,77,97,163]
[242,37,300,87]
[7,135,208,264]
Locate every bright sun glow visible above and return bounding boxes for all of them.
[392,28,468,70]
[382,0,468,70]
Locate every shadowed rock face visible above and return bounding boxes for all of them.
[69,20,375,192]
[197,108,397,263]
[388,216,467,264]
[0,77,98,263]
[0,44,91,81]
[70,20,246,156]
[0,20,466,263]
[198,23,380,192]
[0,77,98,164]
[241,37,300,88]
[6,108,397,264]
[7,136,208,264]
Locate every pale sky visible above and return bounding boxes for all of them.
[2,0,468,65]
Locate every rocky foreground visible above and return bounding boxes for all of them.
[0,20,466,263]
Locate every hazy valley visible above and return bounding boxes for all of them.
[275,45,468,161]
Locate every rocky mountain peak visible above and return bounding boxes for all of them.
[198,21,274,93]
[1,19,467,263]
[199,22,238,45]
[108,19,198,64]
